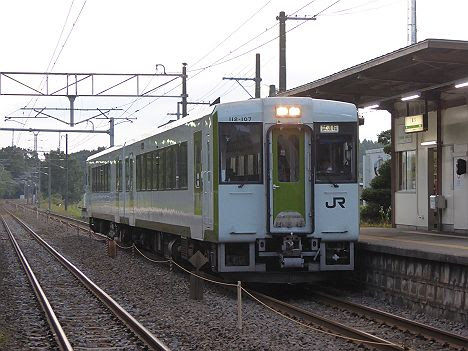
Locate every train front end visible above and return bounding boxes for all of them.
[214,97,359,282]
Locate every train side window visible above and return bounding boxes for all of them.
[166,146,176,189]
[178,142,188,189]
[152,150,159,190]
[136,155,142,191]
[128,158,133,191]
[159,149,166,189]
[116,160,119,191]
[145,152,152,190]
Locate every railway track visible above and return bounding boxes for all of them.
[247,290,406,351]
[1,210,170,351]
[249,288,467,351]
[309,290,468,350]
[9,203,467,350]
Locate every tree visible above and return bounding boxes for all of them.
[0,167,17,198]
[360,129,391,223]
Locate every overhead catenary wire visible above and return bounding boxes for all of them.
[191,0,273,70]
[188,0,342,73]
[15,0,89,146]
[83,0,343,129]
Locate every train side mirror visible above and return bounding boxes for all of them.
[456,158,467,175]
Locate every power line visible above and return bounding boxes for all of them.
[118,0,342,122]
[191,0,272,69]
[46,0,76,72]
[189,0,320,74]
[16,0,88,146]
[52,0,88,69]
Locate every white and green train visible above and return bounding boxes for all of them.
[85,97,359,282]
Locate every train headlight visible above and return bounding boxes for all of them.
[275,105,301,118]
[288,106,301,117]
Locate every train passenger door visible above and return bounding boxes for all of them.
[194,131,203,216]
[269,126,311,233]
[203,133,213,229]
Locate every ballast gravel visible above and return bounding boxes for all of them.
[15,210,362,351]
[0,214,58,351]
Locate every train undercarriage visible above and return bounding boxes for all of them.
[90,217,354,283]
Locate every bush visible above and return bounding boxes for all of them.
[360,159,391,224]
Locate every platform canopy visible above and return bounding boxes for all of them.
[280,39,468,108]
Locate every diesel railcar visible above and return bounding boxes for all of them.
[85,97,359,282]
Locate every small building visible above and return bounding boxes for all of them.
[362,148,391,189]
[282,39,468,233]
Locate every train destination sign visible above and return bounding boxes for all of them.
[320,124,339,133]
[405,114,427,133]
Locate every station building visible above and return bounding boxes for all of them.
[282,39,468,233]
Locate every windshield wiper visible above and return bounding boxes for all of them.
[322,173,339,188]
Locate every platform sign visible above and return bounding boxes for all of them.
[405,114,427,133]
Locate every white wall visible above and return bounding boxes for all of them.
[394,105,468,231]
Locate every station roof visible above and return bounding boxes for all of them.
[280,39,468,108]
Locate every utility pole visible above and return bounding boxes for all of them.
[182,63,188,117]
[109,117,115,147]
[408,0,417,45]
[223,54,262,98]
[33,132,39,205]
[277,11,316,93]
[48,156,51,211]
[255,53,261,98]
[65,134,68,212]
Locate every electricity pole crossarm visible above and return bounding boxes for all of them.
[222,53,262,98]
[277,11,316,93]
[223,78,254,98]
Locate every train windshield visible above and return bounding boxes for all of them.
[316,123,356,183]
[219,122,263,184]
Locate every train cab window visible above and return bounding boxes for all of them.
[315,123,356,183]
[219,123,263,184]
[277,133,299,182]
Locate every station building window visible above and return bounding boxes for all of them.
[398,150,416,190]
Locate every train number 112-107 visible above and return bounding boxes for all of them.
[228,116,252,122]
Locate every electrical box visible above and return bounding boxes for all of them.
[456,158,467,175]
[429,195,446,210]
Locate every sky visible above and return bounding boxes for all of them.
[0,0,467,153]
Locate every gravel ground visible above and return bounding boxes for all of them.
[341,289,468,337]
[14,209,364,351]
[3,215,147,350]
[0,214,58,351]
[280,294,462,351]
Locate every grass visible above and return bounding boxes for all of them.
[0,331,7,346]
[360,220,392,228]
[38,196,83,220]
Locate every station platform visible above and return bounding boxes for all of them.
[355,227,468,323]
[358,227,468,266]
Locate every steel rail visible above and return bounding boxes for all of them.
[249,291,406,351]
[0,215,73,351]
[7,211,171,351]
[312,291,468,350]
[11,203,103,238]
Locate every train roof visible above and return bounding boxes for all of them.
[87,97,356,162]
